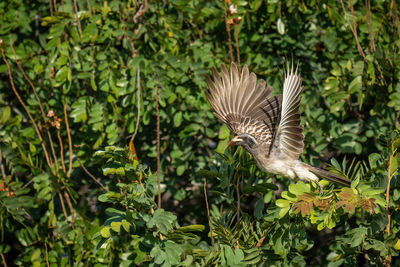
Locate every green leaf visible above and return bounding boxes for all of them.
[218,124,230,139]
[254,197,264,220]
[277,18,285,35]
[394,239,400,250]
[288,182,310,195]
[175,225,205,232]
[111,221,121,233]
[0,106,11,123]
[173,112,183,127]
[55,65,69,83]
[152,209,177,235]
[348,76,362,93]
[121,219,130,232]
[100,227,111,238]
[390,153,399,177]
[70,97,87,123]
[349,227,367,247]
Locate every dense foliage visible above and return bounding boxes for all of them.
[1,0,400,265]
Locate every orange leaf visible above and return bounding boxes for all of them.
[129,140,139,162]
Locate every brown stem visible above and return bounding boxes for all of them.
[349,0,365,58]
[44,242,49,267]
[0,40,53,168]
[85,0,91,15]
[57,130,66,173]
[0,253,6,267]
[385,139,396,235]
[72,0,82,36]
[224,2,234,63]
[58,191,69,220]
[204,178,216,253]
[63,101,73,178]
[133,0,148,23]
[234,23,241,70]
[48,0,53,16]
[156,86,161,209]
[63,189,75,223]
[339,0,366,60]
[365,0,375,52]
[61,0,64,12]
[53,0,57,12]
[75,152,108,191]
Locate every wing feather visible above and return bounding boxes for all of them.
[271,62,305,159]
[205,63,280,147]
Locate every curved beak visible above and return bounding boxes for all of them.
[227,136,242,148]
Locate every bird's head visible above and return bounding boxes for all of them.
[227,134,258,152]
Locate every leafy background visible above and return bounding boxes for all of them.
[1,0,400,266]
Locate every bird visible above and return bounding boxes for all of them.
[204,62,350,194]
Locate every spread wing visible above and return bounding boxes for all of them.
[205,62,281,148]
[270,62,304,160]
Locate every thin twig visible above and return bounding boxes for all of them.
[156,86,161,209]
[133,0,148,23]
[85,0,91,15]
[75,153,108,191]
[0,40,53,168]
[204,178,216,253]
[61,0,64,12]
[349,0,365,58]
[48,0,53,16]
[224,2,234,63]
[0,253,6,267]
[53,0,57,12]
[130,67,141,144]
[365,0,375,52]
[63,101,73,178]
[385,139,397,235]
[9,39,58,170]
[58,191,69,221]
[339,0,366,59]
[72,0,82,36]
[44,242,49,267]
[63,189,75,223]
[234,24,240,70]
[57,130,66,173]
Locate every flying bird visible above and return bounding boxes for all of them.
[205,62,350,193]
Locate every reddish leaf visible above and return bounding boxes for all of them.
[314,197,331,212]
[293,193,315,217]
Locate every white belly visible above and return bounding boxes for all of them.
[257,158,319,183]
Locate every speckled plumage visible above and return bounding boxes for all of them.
[205,62,350,191]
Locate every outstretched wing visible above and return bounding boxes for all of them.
[205,62,281,148]
[270,62,304,160]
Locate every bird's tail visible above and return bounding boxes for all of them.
[308,166,351,186]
